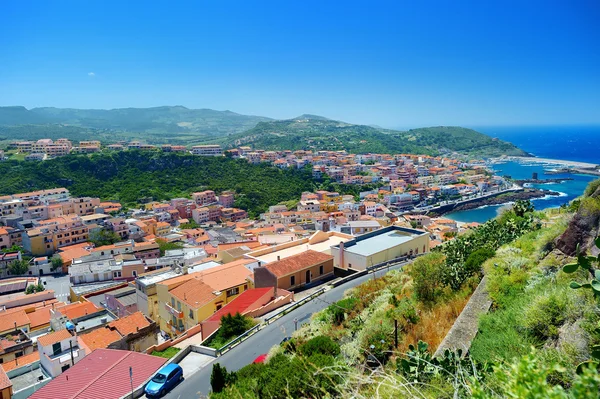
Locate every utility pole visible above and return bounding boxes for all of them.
[69,340,75,365]
[130,366,134,399]
[293,318,298,331]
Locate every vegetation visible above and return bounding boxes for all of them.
[25,282,45,294]
[8,259,29,275]
[0,151,323,217]
[205,313,257,350]
[89,229,122,247]
[156,239,184,256]
[50,255,63,271]
[223,117,528,157]
[0,105,272,146]
[150,347,181,359]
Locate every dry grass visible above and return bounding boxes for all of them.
[397,294,470,353]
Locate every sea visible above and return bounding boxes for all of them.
[445,126,600,224]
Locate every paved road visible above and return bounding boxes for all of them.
[41,274,71,302]
[165,261,409,399]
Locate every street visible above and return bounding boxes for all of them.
[165,261,409,399]
[40,274,71,302]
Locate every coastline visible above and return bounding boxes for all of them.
[493,156,599,170]
[426,188,559,218]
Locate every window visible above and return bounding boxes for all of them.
[177,301,181,311]
[189,310,194,319]
[132,270,137,277]
[52,342,62,356]
[61,364,70,373]
[216,304,223,310]
[243,284,248,290]
[290,276,295,286]
[15,351,23,358]
[171,298,175,307]
[226,287,239,297]
[319,265,324,275]
[113,271,121,278]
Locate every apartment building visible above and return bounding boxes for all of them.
[191,145,223,156]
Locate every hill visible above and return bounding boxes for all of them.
[0,107,528,157]
[0,106,272,142]
[222,116,529,158]
[0,151,328,217]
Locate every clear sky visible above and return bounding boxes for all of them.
[0,0,598,128]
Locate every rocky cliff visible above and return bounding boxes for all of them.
[555,180,600,256]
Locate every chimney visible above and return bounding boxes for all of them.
[277,256,280,261]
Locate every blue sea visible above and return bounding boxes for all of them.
[446,126,600,223]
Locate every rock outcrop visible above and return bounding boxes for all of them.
[555,181,600,256]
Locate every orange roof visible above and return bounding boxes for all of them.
[217,241,261,251]
[37,329,73,347]
[1,351,38,372]
[108,312,150,336]
[59,243,93,263]
[0,310,30,332]
[170,278,218,309]
[57,302,100,320]
[79,328,122,352]
[0,367,11,390]
[263,250,333,278]
[26,303,65,329]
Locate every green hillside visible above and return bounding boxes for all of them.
[0,105,272,140]
[222,117,529,158]
[0,151,322,217]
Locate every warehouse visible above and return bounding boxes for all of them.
[331,226,429,271]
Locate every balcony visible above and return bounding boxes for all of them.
[164,303,183,319]
[167,321,185,333]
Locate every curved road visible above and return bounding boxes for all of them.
[165,261,409,399]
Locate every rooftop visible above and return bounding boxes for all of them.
[57,301,100,320]
[29,349,166,399]
[79,327,121,352]
[263,250,333,278]
[343,229,419,257]
[37,329,72,347]
[170,278,218,309]
[207,287,273,322]
[108,312,150,336]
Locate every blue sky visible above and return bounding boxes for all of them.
[0,0,598,127]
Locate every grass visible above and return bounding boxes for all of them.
[151,347,181,359]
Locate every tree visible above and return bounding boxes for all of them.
[89,229,121,246]
[156,239,184,256]
[25,285,35,294]
[8,259,29,275]
[50,255,63,272]
[210,363,230,393]
[410,252,446,304]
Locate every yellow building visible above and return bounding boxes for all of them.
[156,259,255,336]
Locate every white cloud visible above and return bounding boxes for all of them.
[88,72,95,77]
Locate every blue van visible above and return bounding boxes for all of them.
[145,363,183,397]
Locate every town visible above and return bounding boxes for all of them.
[0,140,512,398]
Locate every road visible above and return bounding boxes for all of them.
[41,274,71,302]
[165,261,409,399]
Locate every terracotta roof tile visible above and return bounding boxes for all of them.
[37,329,73,347]
[108,312,150,336]
[170,278,218,309]
[0,367,11,390]
[1,351,38,372]
[0,310,30,333]
[56,302,100,320]
[264,250,333,278]
[79,328,122,352]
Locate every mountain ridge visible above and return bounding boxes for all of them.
[0,105,529,157]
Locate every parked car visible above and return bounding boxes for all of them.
[253,354,268,364]
[145,363,183,397]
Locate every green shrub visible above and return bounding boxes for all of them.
[464,247,496,275]
[298,335,340,358]
[409,252,446,304]
[328,296,359,325]
[523,291,570,340]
